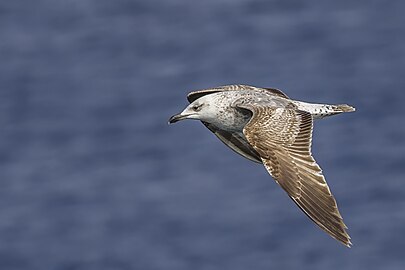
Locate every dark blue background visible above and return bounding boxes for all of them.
[1,0,405,269]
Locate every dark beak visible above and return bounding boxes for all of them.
[168,114,186,124]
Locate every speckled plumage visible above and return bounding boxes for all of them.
[169,84,355,247]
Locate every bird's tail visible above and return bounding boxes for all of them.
[334,104,356,113]
[293,101,356,119]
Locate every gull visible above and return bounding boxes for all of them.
[169,84,355,247]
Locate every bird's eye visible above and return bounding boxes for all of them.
[192,104,203,111]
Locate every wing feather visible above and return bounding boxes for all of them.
[202,121,262,163]
[187,85,289,103]
[238,103,351,247]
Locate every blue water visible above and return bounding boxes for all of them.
[1,0,405,269]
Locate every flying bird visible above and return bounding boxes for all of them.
[169,84,355,247]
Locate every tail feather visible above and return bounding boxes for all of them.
[334,104,355,113]
[315,104,356,118]
[293,101,356,119]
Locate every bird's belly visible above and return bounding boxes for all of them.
[213,112,250,133]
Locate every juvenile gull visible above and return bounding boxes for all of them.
[169,84,355,247]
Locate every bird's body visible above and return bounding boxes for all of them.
[169,84,355,247]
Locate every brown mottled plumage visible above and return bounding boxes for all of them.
[169,85,355,247]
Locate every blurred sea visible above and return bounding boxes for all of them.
[1,0,405,269]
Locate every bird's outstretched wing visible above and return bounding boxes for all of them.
[187,84,289,103]
[237,102,351,247]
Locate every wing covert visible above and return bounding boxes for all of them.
[237,103,351,247]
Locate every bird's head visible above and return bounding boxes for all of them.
[168,96,214,124]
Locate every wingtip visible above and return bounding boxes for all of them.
[338,230,352,248]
